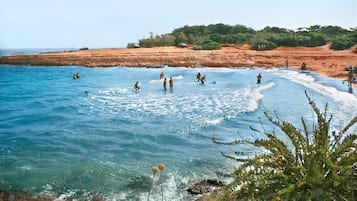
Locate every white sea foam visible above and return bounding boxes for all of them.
[105,172,193,201]
[39,184,76,201]
[272,69,357,132]
[247,82,275,111]
[205,67,238,72]
[148,79,164,84]
[172,75,184,80]
[19,165,32,170]
[273,69,357,108]
[82,80,275,135]
[54,192,76,201]
[148,75,184,84]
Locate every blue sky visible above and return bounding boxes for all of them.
[0,0,356,49]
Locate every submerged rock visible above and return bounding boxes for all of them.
[0,190,53,201]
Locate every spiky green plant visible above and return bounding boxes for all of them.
[214,92,357,200]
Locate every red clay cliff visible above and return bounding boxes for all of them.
[1,44,356,80]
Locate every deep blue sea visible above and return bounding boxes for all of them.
[0,49,356,200]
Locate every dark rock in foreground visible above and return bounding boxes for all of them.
[0,190,53,201]
[187,178,226,195]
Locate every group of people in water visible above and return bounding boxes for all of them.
[160,72,173,91]
[196,72,207,84]
[134,72,174,91]
[134,71,263,91]
[74,70,262,92]
[163,77,174,91]
[72,72,80,79]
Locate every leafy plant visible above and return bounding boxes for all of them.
[251,40,277,50]
[214,92,357,200]
[201,40,222,50]
[331,35,355,50]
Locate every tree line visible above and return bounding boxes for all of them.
[129,23,357,50]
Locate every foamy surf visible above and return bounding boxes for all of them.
[148,75,184,84]
[273,69,357,110]
[83,80,275,136]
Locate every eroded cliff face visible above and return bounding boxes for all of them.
[1,45,356,79]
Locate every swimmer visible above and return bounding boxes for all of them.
[163,78,167,90]
[160,72,165,79]
[256,73,262,84]
[200,75,206,84]
[169,77,173,90]
[196,72,201,82]
[134,81,140,91]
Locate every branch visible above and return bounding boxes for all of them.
[212,137,253,145]
[221,152,250,162]
[331,115,357,150]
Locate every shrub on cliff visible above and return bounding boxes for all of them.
[214,92,357,200]
[201,41,222,50]
[331,35,355,50]
[139,34,175,47]
[251,40,277,50]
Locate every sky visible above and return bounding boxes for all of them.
[0,0,356,49]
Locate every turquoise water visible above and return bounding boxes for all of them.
[0,63,356,200]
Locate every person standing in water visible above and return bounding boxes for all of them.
[163,78,167,90]
[169,77,173,91]
[256,73,262,84]
[160,72,165,79]
[134,81,140,91]
[196,72,201,82]
[200,75,206,84]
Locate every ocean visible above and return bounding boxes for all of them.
[0,50,356,200]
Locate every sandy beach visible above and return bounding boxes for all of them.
[1,44,356,81]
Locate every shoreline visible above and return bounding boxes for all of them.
[0,44,356,82]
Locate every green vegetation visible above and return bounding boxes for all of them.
[200,40,222,50]
[130,24,356,50]
[213,92,357,200]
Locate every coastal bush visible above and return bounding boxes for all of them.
[138,34,175,48]
[174,32,188,45]
[201,41,222,50]
[331,35,355,50]
[213,92,357,200]
[351,28,357,43]
[135,24,355,50]
[251,40,277,50]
